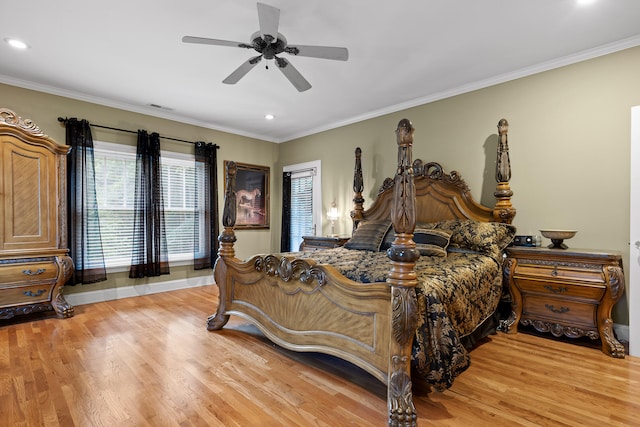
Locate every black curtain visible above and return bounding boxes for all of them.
[65,118,107,285]
[194,142,219,269]
[280,171,292,252]
[129,130,169,278]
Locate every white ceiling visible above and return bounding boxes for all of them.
[1,0,639,143]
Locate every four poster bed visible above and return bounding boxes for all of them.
[208,118,516,425]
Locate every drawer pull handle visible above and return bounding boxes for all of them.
[24,289,46,297]
[545,304,569,314]
[551,266,558,277]
[544,285,568,294]
[22,268,46,276]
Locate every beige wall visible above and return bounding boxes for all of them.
[2,45,638,325]
[279,46,640,325]
[0,83,279,294]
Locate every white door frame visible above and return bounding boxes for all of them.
[629,106,640,356]
[283,160,322,249]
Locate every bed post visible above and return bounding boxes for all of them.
[493,118,516,224]
[206,160,237,331]
[351,147,365,233]
[386,119,419,426]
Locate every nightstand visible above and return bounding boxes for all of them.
[502,246,625,358]
[299,236,350,251]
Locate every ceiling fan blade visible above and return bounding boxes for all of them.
[182,36,251,49]
[286,45,349,61]
[275,57,311,92]
[257,3,280,43]
[223,56,262,84]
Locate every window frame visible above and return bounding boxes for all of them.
[92,140,203,272]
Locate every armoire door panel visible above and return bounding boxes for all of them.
[1,138,56,251]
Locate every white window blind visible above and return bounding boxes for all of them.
[92,141,202,269]
[289,169,315,251]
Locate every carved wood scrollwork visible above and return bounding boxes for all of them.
[351,147,365,230]
[0,304,52,320]
[521,319,599,339]
[388,355,417,427]
[412,160,470,192]
[52,292,74,318]
[378,177,395,196]
[254,255,327,286]
[222,161,237,228]
[0,108,46,137]
[391,287,418,346]
[218,161,238,258]
[606,265,624,301]
[601,317,626,358]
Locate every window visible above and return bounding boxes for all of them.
[92,141,202,269]
[283,161,321,252]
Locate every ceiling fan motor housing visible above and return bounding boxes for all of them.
[250,31,288,60]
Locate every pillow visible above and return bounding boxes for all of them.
[344,219,392,251]
[380,226,395,251]
[413,228,450,257]
[430,219,516,261]
[381,225,450,256]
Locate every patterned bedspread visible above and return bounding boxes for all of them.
[290,246,502,391]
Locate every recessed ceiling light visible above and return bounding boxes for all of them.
[576,0,596,5]
[265,114,275,120]
[4,38,29,50]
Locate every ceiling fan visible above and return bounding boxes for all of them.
[182,2,349,92]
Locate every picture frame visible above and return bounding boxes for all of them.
[225,161,270,229]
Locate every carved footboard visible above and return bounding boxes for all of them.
[209,252,392,382]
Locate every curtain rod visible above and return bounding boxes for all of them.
[57,117,219,148]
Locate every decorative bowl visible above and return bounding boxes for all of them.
[539,229,577,249]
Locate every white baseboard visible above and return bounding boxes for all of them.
[64,275,214,306]
[63,282,632,348]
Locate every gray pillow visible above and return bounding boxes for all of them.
[344,219,392,251]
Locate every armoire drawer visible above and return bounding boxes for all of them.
[0,260,58,285]
[0,283,55,306]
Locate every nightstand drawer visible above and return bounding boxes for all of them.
[514,263,604,285]
[0,283,55,306]
[514,278,605,302]
[0,261,58,285]
[523,295,596,327]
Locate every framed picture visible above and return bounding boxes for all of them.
[225,161,270,229]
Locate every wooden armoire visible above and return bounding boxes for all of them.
[0,108,74,320]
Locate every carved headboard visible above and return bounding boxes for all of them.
[351,119,515,230]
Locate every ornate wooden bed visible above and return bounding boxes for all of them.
[208,118,515,425]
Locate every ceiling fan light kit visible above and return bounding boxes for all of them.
[182,2,349,92]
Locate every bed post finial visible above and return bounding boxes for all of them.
[386,118,418,427]
[219,161,238,258]
[493,118,516,224]
[351,147,365,233]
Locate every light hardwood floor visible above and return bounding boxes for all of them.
[1,285,639,426]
